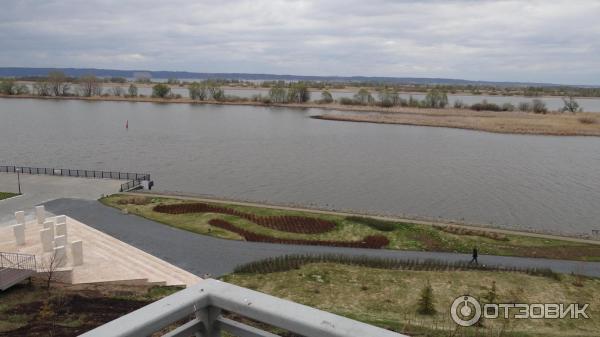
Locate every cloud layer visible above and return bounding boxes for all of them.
[1,0,599,84]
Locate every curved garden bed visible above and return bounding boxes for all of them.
[208,219,389,249]
[154,203,336,234]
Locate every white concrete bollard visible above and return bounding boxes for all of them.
[35,205,46,224]
[55,215,67,224]
[43,221,55,237]
[55,223,67,238]
[40,228,54,252]
[13,224,25,246]
[71,240,84,266]
[54,235,67,248]
[15,211,25,225]
[53,246,67,267]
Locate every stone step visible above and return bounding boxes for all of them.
[82,232,187,285]
[75,224,199,286]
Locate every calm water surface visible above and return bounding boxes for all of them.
[1,98,599,234]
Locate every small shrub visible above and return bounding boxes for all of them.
[152,83,171,98]
[561,96,582,113]
[578,117,597,124]
[423,90,448,108]
[320,90,334,104]
[532,99,548,114]
[339,97,358,105]
[485,281,497,303]
[417,282,436,315]
[378,99,394,108]
[470,100,501,112]
[453,100,468,109]
[518,102,532,112]
[501,103,515,111]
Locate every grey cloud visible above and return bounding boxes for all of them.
[0,0,599,84]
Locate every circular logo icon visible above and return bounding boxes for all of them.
[451,295,482,326]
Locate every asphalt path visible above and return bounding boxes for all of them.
[43,198,600,278]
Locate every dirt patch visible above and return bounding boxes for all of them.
[1,293,150,337]
[0,280,179,337]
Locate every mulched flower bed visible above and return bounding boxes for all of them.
[154,203,336,234]
[208,219,390,249]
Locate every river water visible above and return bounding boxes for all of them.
[1,98,599,235]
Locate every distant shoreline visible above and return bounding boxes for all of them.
[1,94,599,137]
[13,80,600,100]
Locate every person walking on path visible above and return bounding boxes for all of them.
[470,247,479,264]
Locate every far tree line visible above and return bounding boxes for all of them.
[0,72,586,113]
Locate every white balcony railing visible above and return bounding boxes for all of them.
[81,279,407,337]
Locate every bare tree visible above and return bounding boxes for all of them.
[268,85,287,103]
[206,80,224,101]
[40,250,65,291]
[561,96,582,113]
[110,86,124,97]
[48,71,70,96]
[128,84,138,97]
[78,75,102,97]
[188,81,208,100]
[33,81,52,96]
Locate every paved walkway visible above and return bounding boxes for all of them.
[0,173,122,227]
[44,198,600,278]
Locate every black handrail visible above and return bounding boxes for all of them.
[0,165,150,192]
[0,252,36,271]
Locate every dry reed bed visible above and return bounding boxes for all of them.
[313,111,600,136]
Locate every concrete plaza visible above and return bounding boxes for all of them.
[0,172,122,227]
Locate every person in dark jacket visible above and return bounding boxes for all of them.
[470,247,478,264]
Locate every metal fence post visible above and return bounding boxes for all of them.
[196,306,221,337]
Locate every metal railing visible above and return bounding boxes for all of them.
[0,252,37,291]
[81,279,406,337]
[0,165,150,192]
[0,252,37,271]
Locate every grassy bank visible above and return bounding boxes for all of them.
[313,109,600,137]
[100,194,600,261]
[222,262,599,337]
[0,278,182,336]
[0,192,18,201]
[2,94,599,137]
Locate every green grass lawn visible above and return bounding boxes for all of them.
[0,192,18,201]
[222,262,599,337]
[100,194,600,261]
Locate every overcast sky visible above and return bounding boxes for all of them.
[1,0,599,85]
